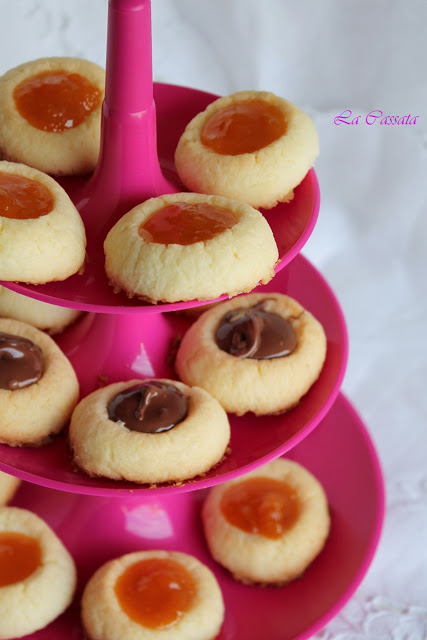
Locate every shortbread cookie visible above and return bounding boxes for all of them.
[0,506,76,639]
[0,318,79,446]
[0,161,87,283]
[82,550,224,640]
[202,458,330,585]
[0,286,82,334]
[69,378,230,484]
[104,192,278,303]
[0,471,20,506]
[175,292,327,415]
[0,57,104,175]
[175,90,319,209]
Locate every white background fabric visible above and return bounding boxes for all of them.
[1,1,426,637]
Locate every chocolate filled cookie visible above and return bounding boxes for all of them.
[0,57,104,175]
[0,318,79,446]
[0,506,76,639]
[0,161,86,283]
[202,458,330,585]
[104,192,278,303]
[69,378,230,484]
[175,292,327,415]
[82,550,224,640]
[175,90,319,209]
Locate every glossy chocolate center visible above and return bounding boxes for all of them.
[107,381,188,433]
[215,302,297,359]
[0,332,44,390]
[201,99,286,155]
[115,558,196,629]
[14,70,102,133]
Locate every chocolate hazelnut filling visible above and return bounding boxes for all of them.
[0,332,44,390]
[215,302,297,359]
[107,381,188,433]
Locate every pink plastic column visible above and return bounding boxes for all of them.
[78,0,177,240]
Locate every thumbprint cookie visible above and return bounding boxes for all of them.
[175,292,327,415]
[0,286,82,334]
[175,90,319,209]
[0,471,20,506]
[104,192,278,303]
[0,57,104,175]
[202,458,330,585]
[0,318,79,446]
[0,506,76,639]
[0,161,86,283]
[69,378,230,484]
[82,550,224,640]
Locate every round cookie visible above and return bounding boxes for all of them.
[0,56,104,175]
[0,506,77,639]
[0,286,82,334]
[175,292,327,416]
[104,192,278,303]
[175,90,319,209]
[202,458,330,585]
[82,550,224,640]
[69,378,230,484]
[0,317,79,446]
[0,471,21,506]
[0,161,86,283]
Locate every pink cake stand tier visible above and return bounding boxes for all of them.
[0,90,320,313]
[0,254,348,495]
[11,393,385,640]
[0,3,319,312]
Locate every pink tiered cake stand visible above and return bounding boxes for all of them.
[0,1,385,638]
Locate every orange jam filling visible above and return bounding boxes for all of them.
[0,531,42,586]
[221,476,300,539]
[14,70,101,132]
[0,172,54,219]
[139,201,236,245]
[115,557,196,629]
[201,99,286,155]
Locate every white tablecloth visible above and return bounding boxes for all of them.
[1,1,426,637]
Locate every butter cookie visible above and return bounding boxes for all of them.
[0,506,76,639]
[104,192,278,303]
[0,317,79,446]
[0,286,82,334]
[0,471,20,506]
[0,161,86,283]
[69,378,230,484]
[82,550,224,640]
[175,292,327,415]
[0,57,104,175]
[175,90,319,209]
[202,458,330,585]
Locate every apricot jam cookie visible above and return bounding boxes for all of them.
[69,378,230,484]
[0,161,86,283]
[0,506,76,639]
[0,56,104,175]
[202,458,330,585]
[0,471,20,506]
[0,318,79,446]
[175,90,319,209]
[82,550,224,640]
[104,192,278,303]
[175,292,327,416]
[0,286,82,334]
